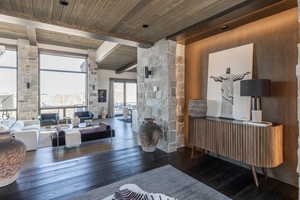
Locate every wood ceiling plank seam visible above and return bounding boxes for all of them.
[25,0,34,14]
[109,0,154,32]
[60,0,76,25]
[32,0,45,19]
[113,0,199,41]
[91,0,141,32]
[184,0,295,44]
[8,0,21,13]
[85,0,108,28]
[50,0,64,22]
[97,0,141,32]
[168,0,282,42]
[132,0,248,41]
[130,0,222,39]
[150,0,245,36]
[73,0,89,29]
[47,0,54,20]
[171,0,278,40]
[84,0,105,27]
[115,0,179,30]
[79,0,100,27]
[87,0,109,28]
[0,9,152,45]
[43,0,54,20]
[0,0,12,11]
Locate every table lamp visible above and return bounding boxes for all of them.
[240,79,271,122]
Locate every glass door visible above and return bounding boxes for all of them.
[113,81,137,116]
[113,82,125,116]
[125,83,137,109]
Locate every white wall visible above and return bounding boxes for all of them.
[97,69,137,114]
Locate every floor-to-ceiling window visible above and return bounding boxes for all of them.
[39,52,87,119]
[0,48,17,119]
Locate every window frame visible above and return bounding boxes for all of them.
[0,46,18,119]
[38,50,88,118]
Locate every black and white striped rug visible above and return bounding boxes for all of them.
[67,165,231,200]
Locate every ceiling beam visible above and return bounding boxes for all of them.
[37,43,88,55]
[167,0,296,44]
[115,61,137,74]
[0,37,88,55]
[0,13,153,48]
[26,26,37,45]
[0,37,17,46]
[96,41,120,63]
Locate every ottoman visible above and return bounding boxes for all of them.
[65,129,81,148]
[38,130,56,148]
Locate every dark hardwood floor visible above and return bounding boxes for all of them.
[23,117,138,170]
[0,147,297,200]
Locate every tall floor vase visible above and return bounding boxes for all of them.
[0,131,26,187]
[138,118,162,152]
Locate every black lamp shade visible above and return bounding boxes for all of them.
[240,79,271,97]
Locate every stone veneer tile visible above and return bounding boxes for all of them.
[137,39,185,152]
[17,39,39,120]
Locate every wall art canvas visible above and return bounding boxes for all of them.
[98,89,107,103]
[207,43,253,120]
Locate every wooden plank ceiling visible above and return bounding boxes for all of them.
[0,0,296,71]
[0,0,251,44]
[97,45,137,71]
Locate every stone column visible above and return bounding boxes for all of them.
[176,43,185,148]
[137,39,177,152]
[17,39,39,120]
[87,49,99,118]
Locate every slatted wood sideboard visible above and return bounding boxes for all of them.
[189,117,283,186]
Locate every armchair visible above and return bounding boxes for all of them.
[74,111,94,122]
[40,113,59,126]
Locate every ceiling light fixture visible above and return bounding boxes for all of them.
[221,25,229,30]
[59,0,69,6]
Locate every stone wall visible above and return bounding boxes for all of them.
[137,39,177,152]
[17,39,39,120]
[175,44,185,148]
[87,50,99,118]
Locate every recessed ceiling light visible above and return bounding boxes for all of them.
[142,24,149,28]
[60,0,69,6]
[221,25,229,30]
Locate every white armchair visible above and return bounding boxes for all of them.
[14,130,39,151]
[11,120,40,151]
[23,120,40,127]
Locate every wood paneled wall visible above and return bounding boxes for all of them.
[184,8,298,186]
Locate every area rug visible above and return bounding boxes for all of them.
[67,165,231,200]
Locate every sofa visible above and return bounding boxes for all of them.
[52,122,115,146]
[1,119,40,151]
[40,113,59,126]
[74,111,94,122]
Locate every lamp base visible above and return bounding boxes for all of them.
[251,110,262,122]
